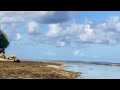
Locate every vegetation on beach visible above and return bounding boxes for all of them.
[0,30,10,59]
[0,30,9,48]
[0,61,80,79]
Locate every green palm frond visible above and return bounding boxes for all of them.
[0,30,9,48]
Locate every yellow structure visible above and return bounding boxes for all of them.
[8,54,16,60]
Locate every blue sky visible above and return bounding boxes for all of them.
[1,11,120,63]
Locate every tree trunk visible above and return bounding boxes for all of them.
[0,48,5,59]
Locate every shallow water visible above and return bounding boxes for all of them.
[64,63,120,79]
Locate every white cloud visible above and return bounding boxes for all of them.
[28,21,39,34]
[0,11,71,41]
[41,16,120,46]
[74,50,85,56]
[74,50,81,56]
[15,33,21,41]
[0,11,71,24]
[46,24,61,37]
[56,41,66,47]
[2,11,120,47]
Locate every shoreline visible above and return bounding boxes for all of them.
[0,60,80,79]
[49,60,120,67]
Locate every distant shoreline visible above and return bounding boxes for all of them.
[47,60,120,66]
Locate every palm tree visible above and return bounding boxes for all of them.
[0,30,9,58]
[0,30,9,48]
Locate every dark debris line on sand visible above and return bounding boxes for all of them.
[0,61,80,79]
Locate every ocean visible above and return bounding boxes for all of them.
[63,62,120,79]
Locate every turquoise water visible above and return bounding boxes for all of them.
[64,63,120,79]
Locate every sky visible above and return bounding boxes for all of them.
[1,11,120,63]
